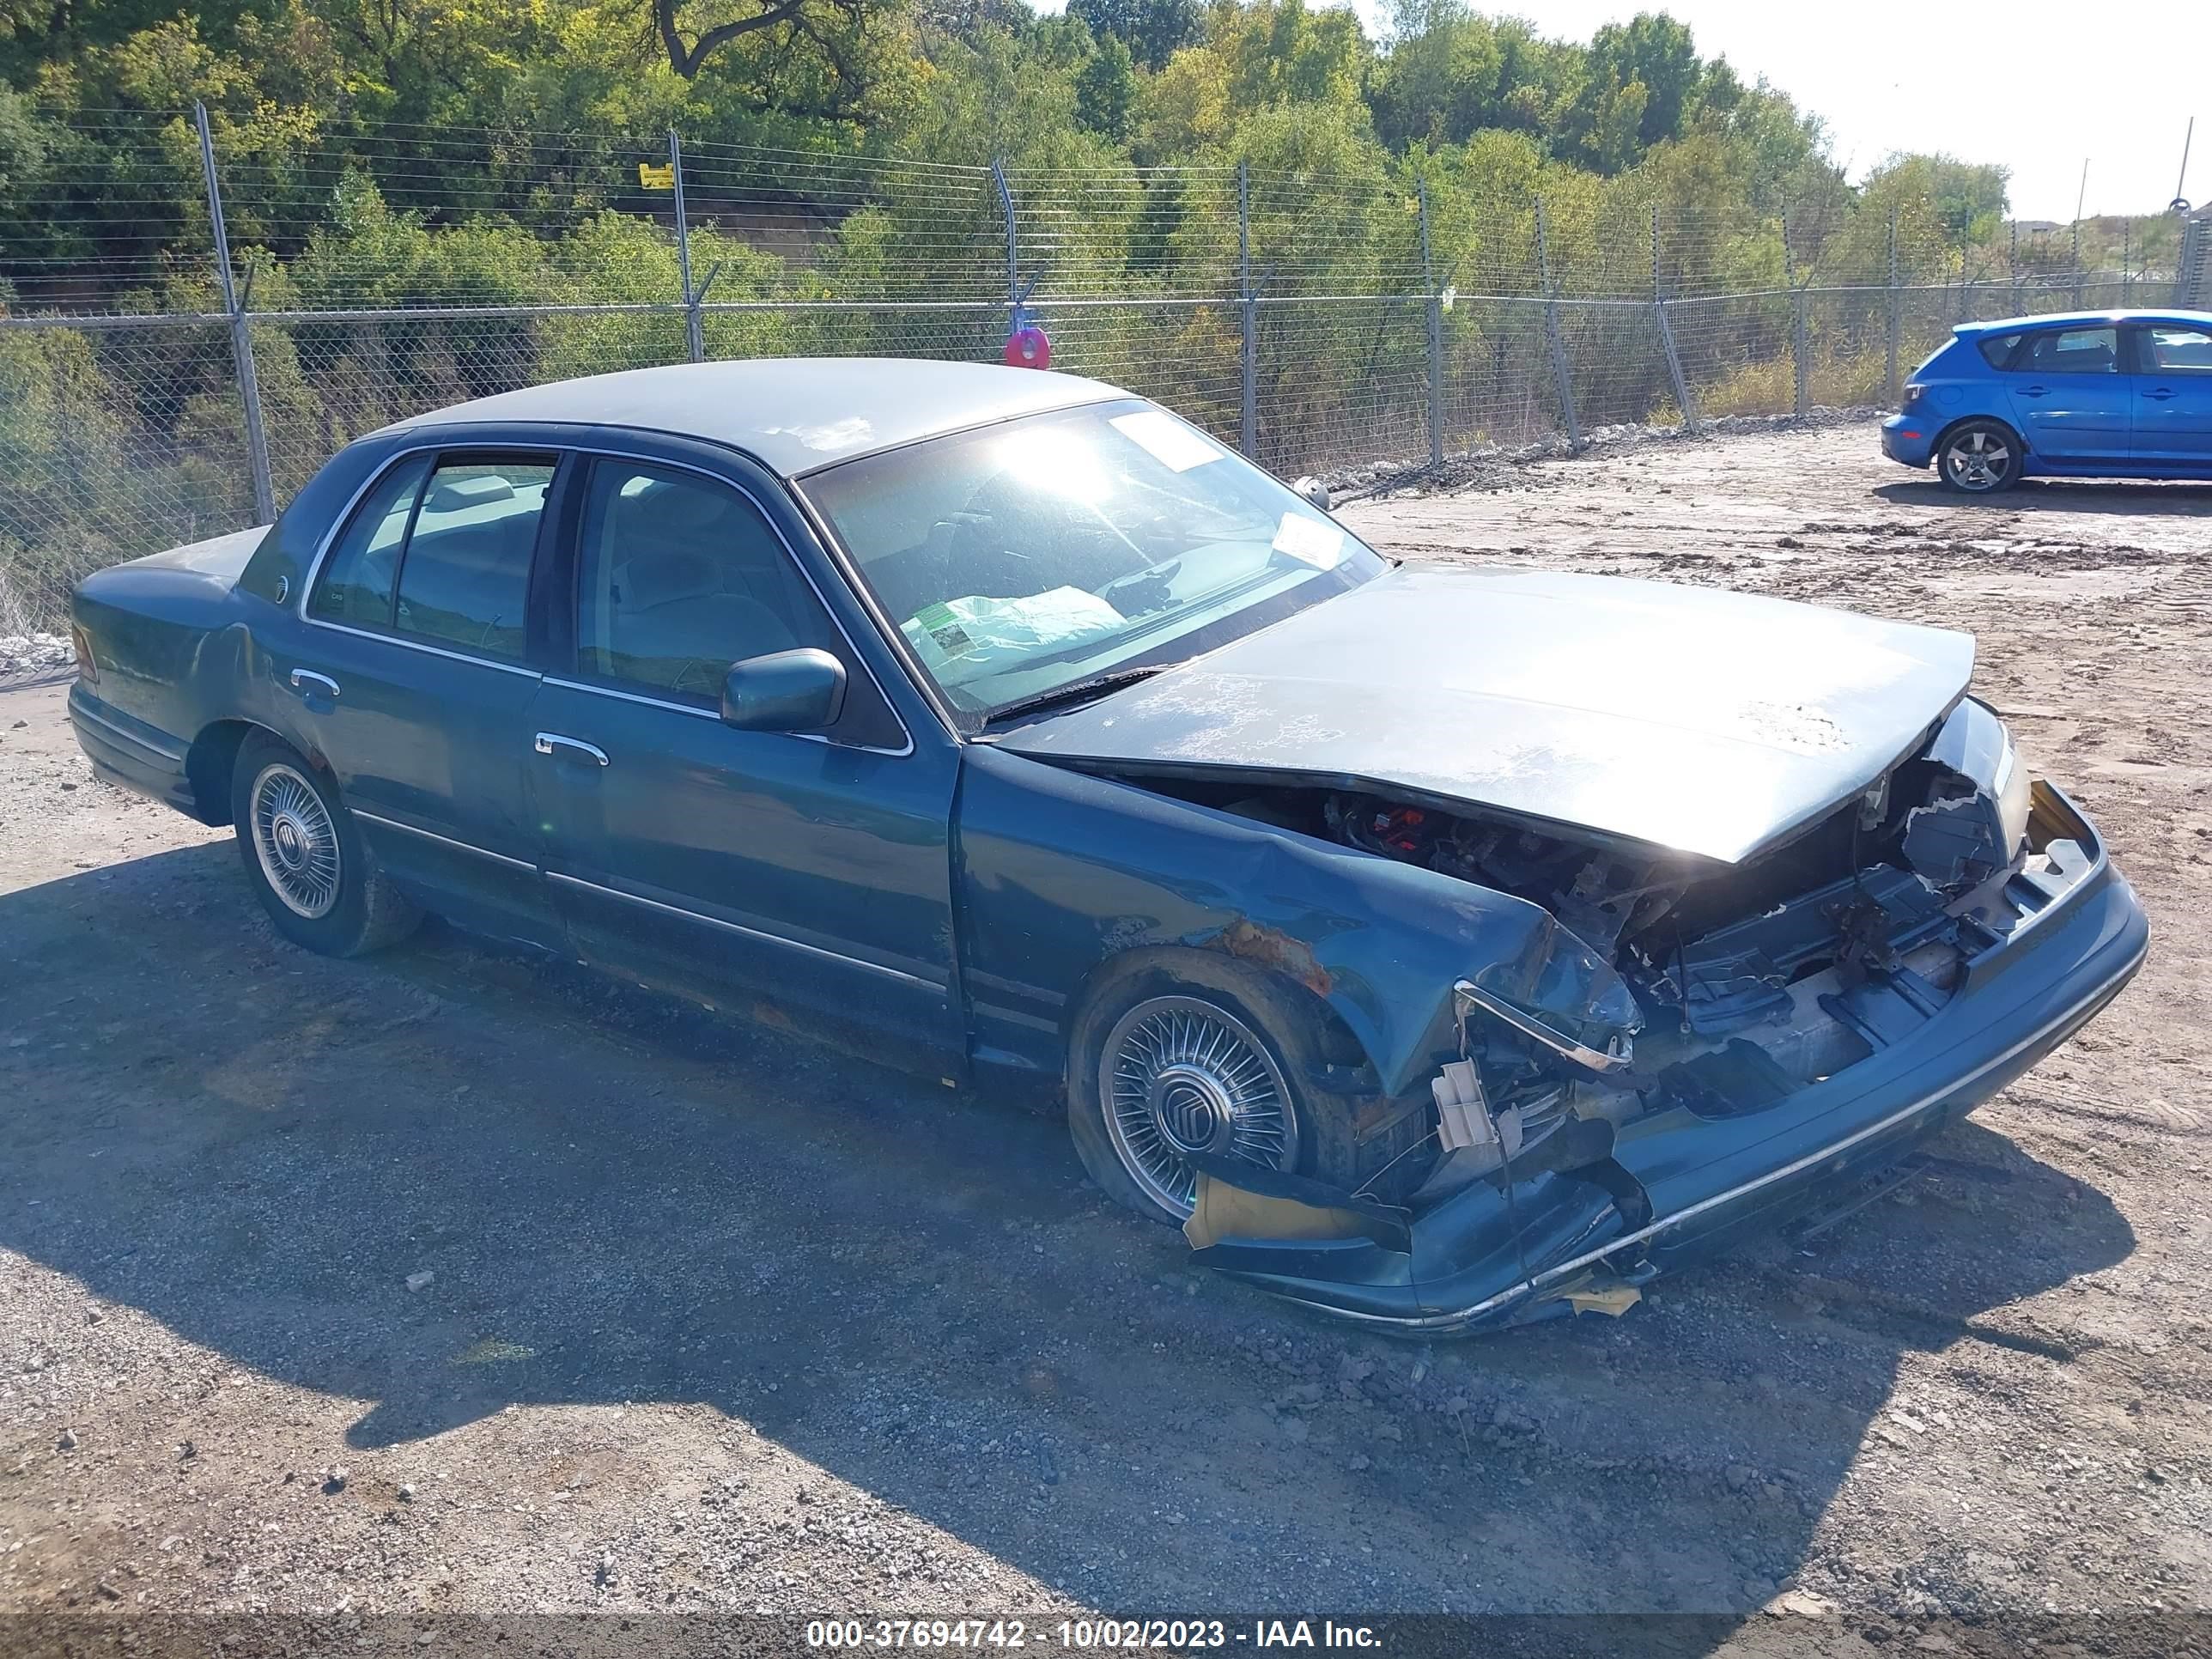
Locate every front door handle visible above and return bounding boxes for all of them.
[289,668,340,699]
[2142,387,2177,401]
[534,732,610,767]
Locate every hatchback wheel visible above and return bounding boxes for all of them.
[1936,420,2021,494]
[230,731,421,957]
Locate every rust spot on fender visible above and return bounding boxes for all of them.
[1217,918,1332,997]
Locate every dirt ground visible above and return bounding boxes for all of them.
[3,422,2210,1654]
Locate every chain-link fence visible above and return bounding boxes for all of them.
[0,106,2189,629]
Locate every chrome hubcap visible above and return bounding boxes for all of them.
[250,763,341,920]
[1945,429,2011,489]
[1101,996,1297,1218]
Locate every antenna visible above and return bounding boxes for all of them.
[2173,117,2195,214]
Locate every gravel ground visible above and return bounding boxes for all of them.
[3,422,2209,1655]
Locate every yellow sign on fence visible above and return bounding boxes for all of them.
[637,162,675,190]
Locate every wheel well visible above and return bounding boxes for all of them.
[1932,412,2027,457]
[1067,944,1374,1079]
[182,720,260,827]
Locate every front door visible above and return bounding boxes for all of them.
[283,447,565,950]
[2130,321,2212,464]
[2002,324,2132,463]
[526,450,962,1060]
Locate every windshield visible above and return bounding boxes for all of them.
[799,398,1386,727]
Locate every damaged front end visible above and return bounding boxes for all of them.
[1182,701,2148,1331]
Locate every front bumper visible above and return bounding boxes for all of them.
[1881,414,1936,467]
[1194,781,2148,1332]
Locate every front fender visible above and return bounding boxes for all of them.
[953,744,1632,1097]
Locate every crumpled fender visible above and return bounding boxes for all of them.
[955,744,1638,1097]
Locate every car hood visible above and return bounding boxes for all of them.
[994,563,1976,864]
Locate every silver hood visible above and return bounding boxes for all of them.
[994,564,1976,864]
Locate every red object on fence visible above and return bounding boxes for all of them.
[1003,325,1052,369]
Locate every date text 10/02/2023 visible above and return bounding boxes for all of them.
[804,1620,1384,1650]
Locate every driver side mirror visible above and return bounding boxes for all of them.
[720,647,848,733]
[1291,475,1334,513]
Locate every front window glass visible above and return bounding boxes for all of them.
[799,400,1385,724]
[2144,325,2212,373]
[574,460,836,702]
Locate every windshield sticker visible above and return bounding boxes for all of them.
[1272,513,1345,568]
[1109,410,1226,473]
[901,588,1128,687]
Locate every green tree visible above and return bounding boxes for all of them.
[1068,0,1196,71]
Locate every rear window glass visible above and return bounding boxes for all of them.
[392,461,554,661]
[1977,332,2022,369]
[308,454,431,628]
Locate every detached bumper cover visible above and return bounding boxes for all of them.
[1193,782,2148,1332]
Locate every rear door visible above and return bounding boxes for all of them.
[2001,325,2132,462]
[526,441,963,1061]
[286,447,566,949]
[2129,321,2212,465]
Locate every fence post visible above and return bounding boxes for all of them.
[195,102,275,526]
[990,160,1018,338]
[1419,179,1443,470]
[1784,216,1809,418]
[1651,204,1696,429]
[2122,218,2133,307]
[1535,198,1580,450]
[1885,207,1902,407]
[1237,160,1257,459]
[670,131,703,364]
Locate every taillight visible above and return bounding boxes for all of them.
[70,623,97,684]
[1902,383,1928,410]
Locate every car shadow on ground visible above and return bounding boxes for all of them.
[1875,478,2212,514]
[0,841,2140,1622]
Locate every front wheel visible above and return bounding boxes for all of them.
[230,732,421,957]
[1066,958,1404,1226]
[1936,420,2022,494]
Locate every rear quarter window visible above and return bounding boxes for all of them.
[1977,332,2023,369]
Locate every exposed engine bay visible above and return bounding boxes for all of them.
[1145,698,2053,1206]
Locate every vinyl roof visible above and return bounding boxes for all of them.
[388,357,1125,477]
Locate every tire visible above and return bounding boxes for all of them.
[1066,955,1398,1226]
[229,731,421,957]
[1935,419,2022,494]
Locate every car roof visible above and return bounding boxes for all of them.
[1953,308,2212,336]
[383,357,1127,477]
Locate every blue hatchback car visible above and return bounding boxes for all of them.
[1881,309,2212,492]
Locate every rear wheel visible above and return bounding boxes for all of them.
[1936,419,2021,494]
[230,732,421,957]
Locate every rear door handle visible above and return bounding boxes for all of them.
[289,669,340,699]
[2142,387,2176,401]
[2018,386,2049,398]
[534,732,609,767]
